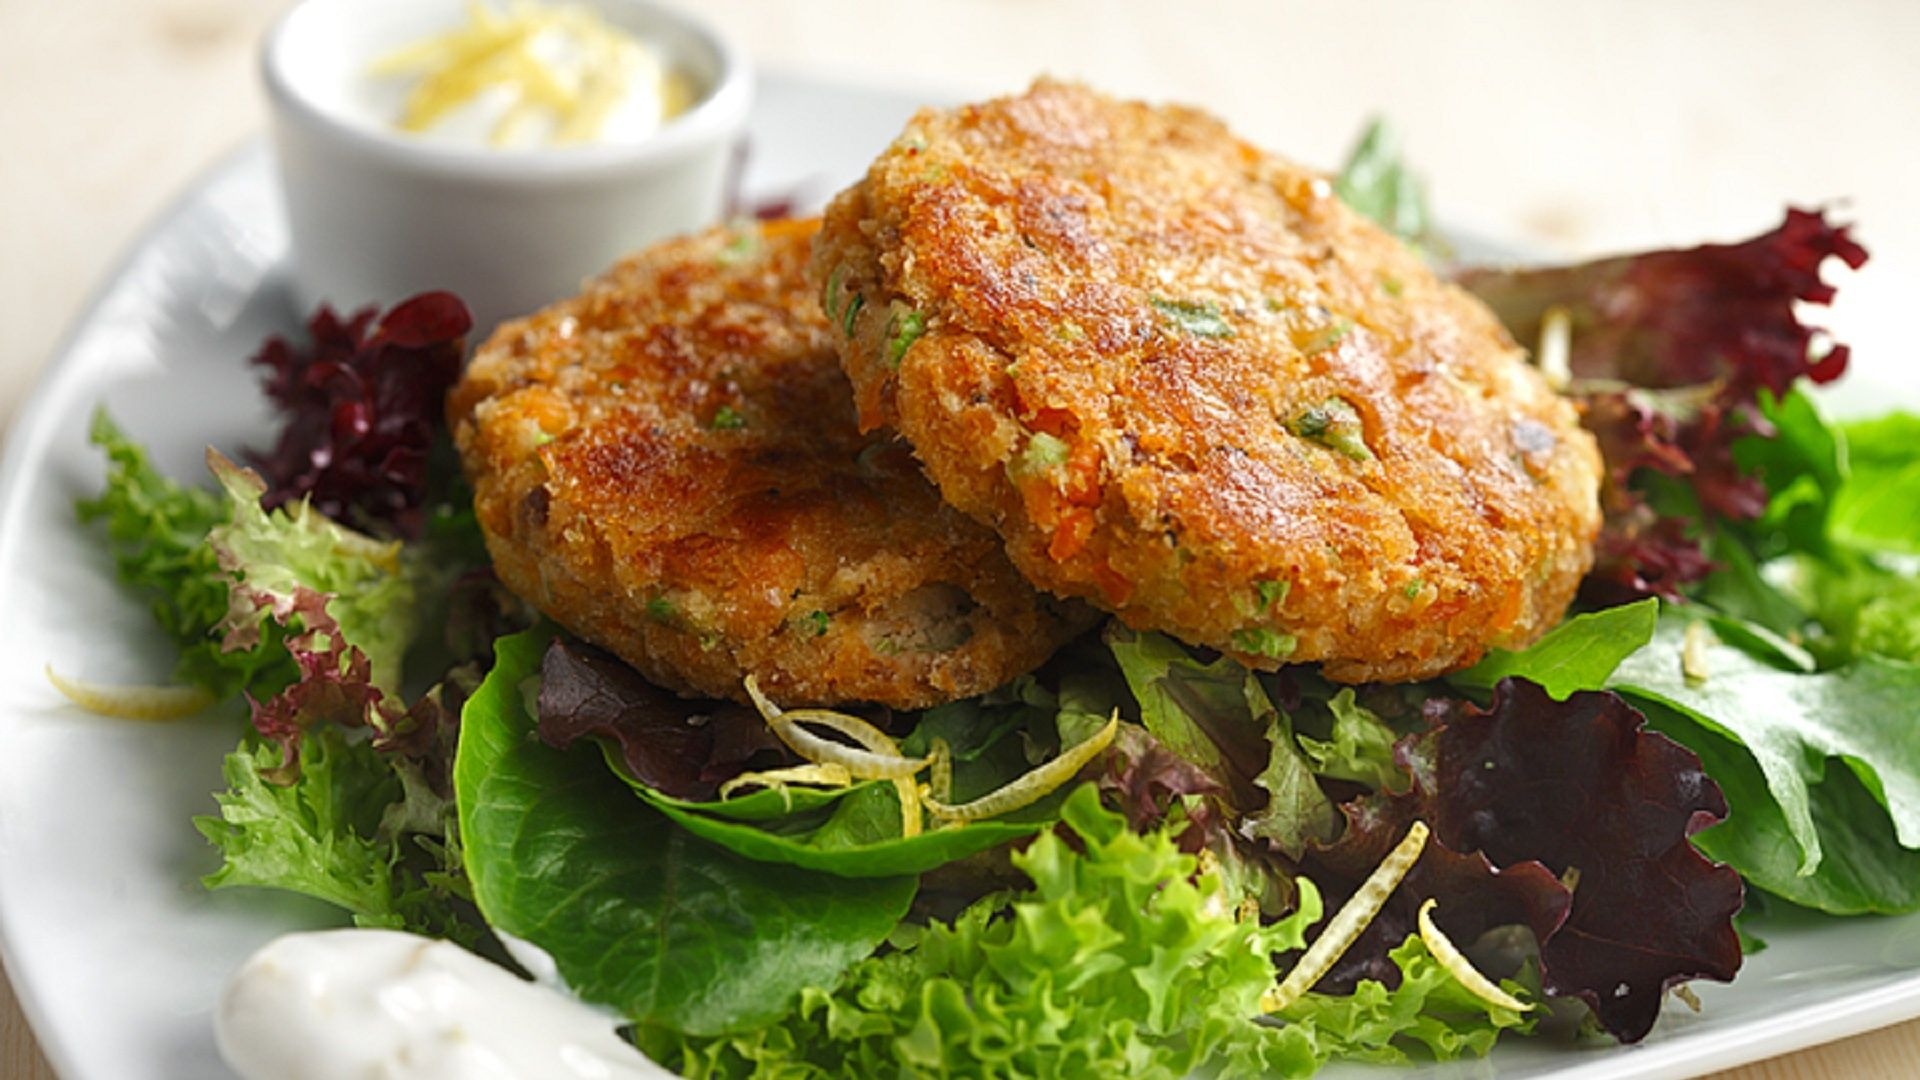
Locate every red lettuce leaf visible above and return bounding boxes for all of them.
[204,452,477,794]
[1089,721,1226,835]
[1457,208,1866,395]
[1305,678,1743,1043]
[1409,681,1743,1040]
[1458,210,1867,603]
[248,292,473,538]
[237,585,390,782]
[1583,507,1720,607]
[1302,793,1571,997]
[1084,719,1307,918]
[536,638,789,800]
[1576,386,1755,603]
[230,583,462,796]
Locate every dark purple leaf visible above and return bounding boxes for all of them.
[536,638,788,800]
[1458,208,1866,395]
[1411,681,1743,1041]
[1459,210,1867,603]
[1305,679,1743,1042]
[1304,790,1571,994]
[1580,509,1721,607]
[248,292,473,538]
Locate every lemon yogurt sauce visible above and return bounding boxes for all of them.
[365,0,695,149]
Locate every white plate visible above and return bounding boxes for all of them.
[2,72,1916,1080]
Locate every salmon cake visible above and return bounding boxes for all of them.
[812,80,1601,682]
[450,219,1091,707]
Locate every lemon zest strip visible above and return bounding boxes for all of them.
[717,763,854,802]
[1263,820,1430,1014]
[922,712,1119,822]
[1416,899,1533,1013]
[744,676,926,836]
[46,666,216,722]
[742,678,928,780]
[927,738,954,802]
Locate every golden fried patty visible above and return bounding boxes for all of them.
[813,80,1601,682]
[450,219,1090,707]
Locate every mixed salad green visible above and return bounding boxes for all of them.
[71,124,1920,1076]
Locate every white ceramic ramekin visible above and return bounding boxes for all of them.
[260,0,752,334]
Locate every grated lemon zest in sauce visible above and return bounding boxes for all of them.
[46,665,216,722]
[1416,899,1534,1013]
[1263,820,1430,1014]
[369,0,689,147]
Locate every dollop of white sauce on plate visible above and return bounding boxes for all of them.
[215,929,673,1080]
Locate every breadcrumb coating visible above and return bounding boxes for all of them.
[451,219,1092,706]
[812,80,1601,681]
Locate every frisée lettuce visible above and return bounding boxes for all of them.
[649,787,1532,1079]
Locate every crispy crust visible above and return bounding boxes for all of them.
[450,219,1091,706]
[812,81,1602,681]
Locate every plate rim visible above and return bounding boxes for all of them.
[0,135,274,1080]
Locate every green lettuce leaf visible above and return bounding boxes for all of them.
[1707,391,1920,667]
[1777,554,1920,665]
[1732,385,1847,558]
[96,417,483,934]
[207,453,420,692]
[455,627,917,1037]
[584,671,1065,877]
[1106,626,1266,784]
[80,418,427,701]
[195,726,467,936]
[657,786,1533,1078]
[1246,716,1341,859]
[1830,412,1920,556]
[1610,615,1920,911]
[1451,599,1658,699]
[1632,700,1920,915]
[1695,534,1814,660]
[1333,118,1431,250]
[80,408,497,712]
[1758,408,1920,664]
[899,680,1066,797]
[629,779,1041,878]
[1295,688,1402,793]
[77,411,294,697]
[1107,625,1336,858]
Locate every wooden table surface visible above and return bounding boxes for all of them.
[4,1,1916,1076]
